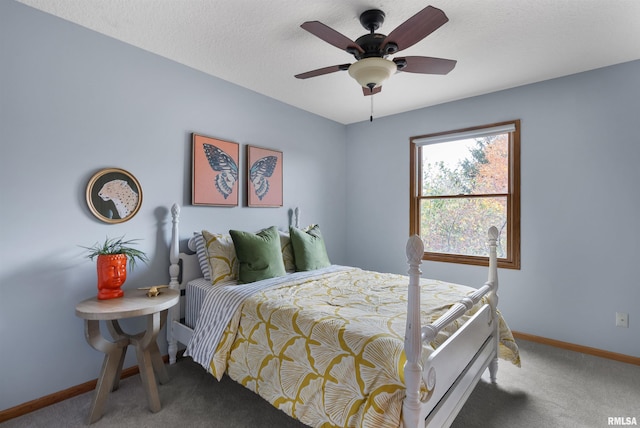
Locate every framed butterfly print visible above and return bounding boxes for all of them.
[246,145,283,207]
[192,133,239,206]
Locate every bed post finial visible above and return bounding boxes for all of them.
[171,203,181,220]
[406,235,424,266]
[403,235,424,427]
[167,203,181,364]
[294,207,300,228]
[169,203,181,285]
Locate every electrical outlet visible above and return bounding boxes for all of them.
[616,312,629,328]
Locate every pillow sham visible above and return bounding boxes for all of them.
[289,224,331,271]
[191,232,211,281]
[201,230,238,285]
[230,226,287,283]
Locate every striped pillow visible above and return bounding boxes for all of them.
[192,232,211,281]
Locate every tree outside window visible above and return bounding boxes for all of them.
[410,120,520,269]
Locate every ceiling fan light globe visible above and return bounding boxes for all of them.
[348,57,396,89]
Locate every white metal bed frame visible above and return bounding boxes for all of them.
[165,203,500,428]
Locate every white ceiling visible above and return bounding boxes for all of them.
[16,0,640,124]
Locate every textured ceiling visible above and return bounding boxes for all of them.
[16,0,640,124]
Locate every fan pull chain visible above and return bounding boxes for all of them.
[370,88,374,122]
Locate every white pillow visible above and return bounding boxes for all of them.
[278,230,296,273]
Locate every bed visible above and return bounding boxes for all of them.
[165,203,520,427]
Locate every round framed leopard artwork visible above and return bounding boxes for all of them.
[86,168,143,223]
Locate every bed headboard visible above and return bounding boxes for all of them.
[167,203,302,290]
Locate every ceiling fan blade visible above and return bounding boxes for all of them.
[395,56,456,75]
[301,21,364,54]
[382,6,449,52]
[295,64,351,79]
[363,86,382,96]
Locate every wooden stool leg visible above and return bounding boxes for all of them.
[130,310,164,413]
[84,320,129,424]
[150,310,169,384]
[107,320,128,391]
[149,341,169,384]
[134,343,162,412]
[111,345,127,391]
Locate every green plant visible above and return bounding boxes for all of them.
[81,236,149,271]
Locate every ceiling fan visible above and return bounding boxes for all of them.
[295,6,457,97]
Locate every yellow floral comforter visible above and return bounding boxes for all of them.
[204,267,520,428]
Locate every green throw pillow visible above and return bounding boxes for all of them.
[229,226,287,283]
[289,225,331,271]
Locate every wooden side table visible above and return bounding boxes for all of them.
[76,288,179,424]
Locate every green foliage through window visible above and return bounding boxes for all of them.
[410,121,520,269]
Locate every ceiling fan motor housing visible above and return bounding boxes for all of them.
[354,33,388,59]
[352,9,398,60]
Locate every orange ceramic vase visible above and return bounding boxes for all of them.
[96,254,127,300]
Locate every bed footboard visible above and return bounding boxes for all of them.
[403,227,500,428]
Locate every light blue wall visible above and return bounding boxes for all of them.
[2,0,639,414]
[345,60,640,358]
[0,2,347,410]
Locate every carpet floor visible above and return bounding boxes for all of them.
[2,339,638,427]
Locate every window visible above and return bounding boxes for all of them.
[410,120,520,269]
